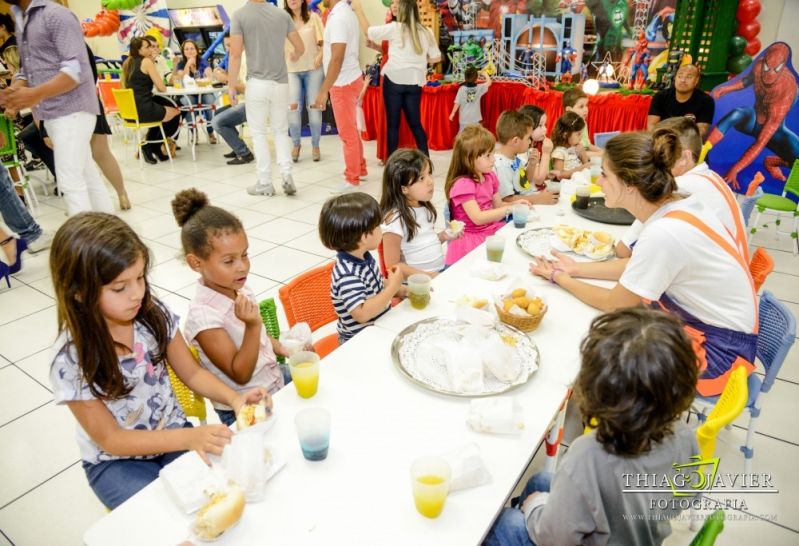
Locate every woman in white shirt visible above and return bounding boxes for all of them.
[285,0,325,163]
[352,0,441,158]
[529,129,758,397]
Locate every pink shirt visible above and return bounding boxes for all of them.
[183,280,283,410]
[449,172,504,235]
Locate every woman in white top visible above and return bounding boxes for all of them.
[284,0,325,162]
[529,129,758,397]
[352,0,441,158]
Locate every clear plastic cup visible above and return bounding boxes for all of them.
[511,204,530,228]
[575,185,591,210]
[410,456,451,518]
[407,274,432,310]
[289,351,320,399]
[486,235,505,263]
[294,407,331,461]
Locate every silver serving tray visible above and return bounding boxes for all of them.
[390,318,540,397]
[516,226,614,262]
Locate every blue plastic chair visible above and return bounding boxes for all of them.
[740,186,764,232]
[696,291,796,474]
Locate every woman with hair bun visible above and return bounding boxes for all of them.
[530,129,758,397]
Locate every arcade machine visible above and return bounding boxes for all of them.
[169,5,229,67]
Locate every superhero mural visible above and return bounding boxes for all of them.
[706,42,799,194]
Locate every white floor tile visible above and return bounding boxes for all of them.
[729,376,799,445]
[0,366,52,426]
[229,208,276,230]
[761,271,799,303]
[159,292,191,323]
[130,213,181,241]
[248,246,329,283]
[774,343,799,384]
[27,276,56,299]
[148,259,200,293]
[0,285,54,326]
[247,218,317,245]
[283,230,337,259]
[758,248,799,277]
[244,236,277,258]
[291,202,325,225]
[15,349,53,393]
[0,462,106,546]
[0,306,57,362]
[247,196,317,217]
[8,248,52,285]
[0,354,8,368]
[0,402,80,507]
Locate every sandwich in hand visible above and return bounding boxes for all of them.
[193,485,245,541]
[236,403,270,431]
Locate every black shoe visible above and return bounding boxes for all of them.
[223,151,237,159]
[227,153,255,165]
[154,148,170,162]
[141,146,158,165]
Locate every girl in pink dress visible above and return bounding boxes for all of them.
[444,125,511,265]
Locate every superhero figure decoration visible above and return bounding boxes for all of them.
[706,42,798,190]
[557,42,578,84]
[627,32,651,90]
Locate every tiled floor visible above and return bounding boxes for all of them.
[0,135,797,545]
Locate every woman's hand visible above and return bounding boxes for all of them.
[314,52,323,70]
[529,250,578,281]
[188,425,233,465]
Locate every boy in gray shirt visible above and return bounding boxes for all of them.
[449,66,491,133]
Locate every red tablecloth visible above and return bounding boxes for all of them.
[361,81,653,161]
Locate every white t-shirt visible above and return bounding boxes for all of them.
[381,207,445,272]
[323,1,361,87]
[367,22,440,86]
[551,145,582,172]
[619,195,756,333]
[620,163,746,250]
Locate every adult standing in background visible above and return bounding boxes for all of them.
[352,0,440,158]
[311,0,366,193]
[228,0,304,197]
[285,0,325,163]
[647,64,715,138]
[0,0,114,216]
[0,13,16,59]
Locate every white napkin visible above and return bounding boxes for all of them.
[279,322,314,355]
[221,433,286,503]
[470,260,507,281]
[160,451,226,514]
[466,397,525,435]
[443,443,492,492]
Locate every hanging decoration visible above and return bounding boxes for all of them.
[82,9,121,37]
[102,0,142,10]
[117,0,171,49]
[727,0,761,75]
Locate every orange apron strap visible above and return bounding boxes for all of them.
[698,172,750,262]
[664,210,759,333]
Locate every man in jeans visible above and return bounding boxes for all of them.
[1,0,113,216]
[228,0,304,197]
[312,0,366,193]
[0,165,52,254]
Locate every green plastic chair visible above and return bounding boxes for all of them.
[259,298,284,364]
[0,116,43,214]
[690,509,724,546]
[751,158,799,254]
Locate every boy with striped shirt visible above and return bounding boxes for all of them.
[319,192,406,342]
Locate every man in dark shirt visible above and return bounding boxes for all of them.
[0,13,15,60]
[647,64,715,137]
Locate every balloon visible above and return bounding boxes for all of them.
[382,0,391,5]
[736,0,761,24]
[737,20,761,41]
[727,54,753,75]
[82,9,120,37]
[744,37,761,56]
[102,0,141,10]
[729,35,747,56]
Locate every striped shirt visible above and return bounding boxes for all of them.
[331,251,388,342]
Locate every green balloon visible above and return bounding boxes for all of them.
[728,54,753,74]
[729,35,747,56]
[382,0,391,5]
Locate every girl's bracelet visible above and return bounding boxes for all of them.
[550,267,564,285]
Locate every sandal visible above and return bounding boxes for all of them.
[312,147,321,162]
[292,145,301,163]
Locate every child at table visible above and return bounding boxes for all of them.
[171,189,286,426]
[319,192,407,343]
[562,87,602,157]
[48,212,269,510]
[517,105,555,189]
[484,308,699,546]
[380,148,459,277]
[550,111,589,180]
[494,110,558,206]
[449,66,492,133]
[444,125,511,265]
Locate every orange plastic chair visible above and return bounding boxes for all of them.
[745,171,765,197]
[278,262,340,358]
[97,79,122,114]
[377,240,388,278]
[749,247,774,293]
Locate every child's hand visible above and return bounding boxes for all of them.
[396,285,408,299]
[528,148,541,164]
[542,137,554,154]
[231,388,272,415]
[386,265,403,294]
[533,190,559,205]
[234,293,262,327]
[550,169,562,180]
[271,338,290,357]
[189,425,233,465]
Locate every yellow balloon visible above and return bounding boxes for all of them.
[145,28,164,50]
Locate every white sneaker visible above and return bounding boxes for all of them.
[282,174,296,196]
[28,232,53,254]
[247,183,276,197]
[359,174,368,181]
[329,181,358,194]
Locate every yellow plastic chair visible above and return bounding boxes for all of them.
[166,346,207,424]
[696,365,749,461]
[112,87,173,168]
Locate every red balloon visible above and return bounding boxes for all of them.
[738,20,761,41]
[736,0,761,23]
[744,37,761,56]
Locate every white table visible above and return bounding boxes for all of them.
[83,203,629,546]
[156,85,226,161]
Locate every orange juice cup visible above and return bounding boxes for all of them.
[410,456,451,518]
[289,351,320,399]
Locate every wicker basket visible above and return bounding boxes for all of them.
[494,302,547,333]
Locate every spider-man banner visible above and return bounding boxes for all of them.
[706,42,799,196]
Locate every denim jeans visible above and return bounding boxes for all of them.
[383,75,428,157]
[180,93,216,134]
[212,104,250,157]
[246,78,292,184]
[215,408,236,427]
[0,165,42,241]
[482,472,553,546]
[82,422,193,509]
[288,68,324,148]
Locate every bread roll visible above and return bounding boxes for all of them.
[236,403,267,430]
[194,486,245,540]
